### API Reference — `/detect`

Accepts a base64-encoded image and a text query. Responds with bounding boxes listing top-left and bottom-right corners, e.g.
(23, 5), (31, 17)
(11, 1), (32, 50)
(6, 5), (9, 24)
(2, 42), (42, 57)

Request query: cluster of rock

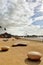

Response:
(0, 43), (42, 61)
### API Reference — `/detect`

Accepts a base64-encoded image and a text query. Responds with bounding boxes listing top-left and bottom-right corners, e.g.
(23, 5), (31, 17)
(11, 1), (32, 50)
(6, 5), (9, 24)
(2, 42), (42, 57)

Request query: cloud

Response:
(0, 0), (41, 25)
(6, 24), (43, 36)
(31, 0), (43, 27)
(0, 0), (34, 27)
(0, 0), (43, 35)
(26, 24), (43, 35)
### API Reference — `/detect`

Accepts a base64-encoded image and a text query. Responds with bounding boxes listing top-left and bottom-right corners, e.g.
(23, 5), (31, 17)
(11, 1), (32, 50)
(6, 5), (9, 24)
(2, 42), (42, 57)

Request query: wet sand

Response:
(0, 37), (43, 65)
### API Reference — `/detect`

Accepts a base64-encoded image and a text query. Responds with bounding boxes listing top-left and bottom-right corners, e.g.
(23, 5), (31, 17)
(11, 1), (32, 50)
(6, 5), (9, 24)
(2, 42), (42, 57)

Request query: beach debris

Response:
(27, 51), (42, 60)
(12, 42), (27, 47)
(1, 46), (10, 51)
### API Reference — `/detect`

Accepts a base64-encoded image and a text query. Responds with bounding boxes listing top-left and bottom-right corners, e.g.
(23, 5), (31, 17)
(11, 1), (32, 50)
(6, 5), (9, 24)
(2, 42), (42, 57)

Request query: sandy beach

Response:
(0, 37), (43, 65)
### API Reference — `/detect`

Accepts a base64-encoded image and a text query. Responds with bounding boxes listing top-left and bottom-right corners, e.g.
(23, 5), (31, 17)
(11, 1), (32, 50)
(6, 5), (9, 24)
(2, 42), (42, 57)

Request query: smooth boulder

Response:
(1, 46), (10, 51)
(27, 51), (42, 60)
(12, 42), (27, 47)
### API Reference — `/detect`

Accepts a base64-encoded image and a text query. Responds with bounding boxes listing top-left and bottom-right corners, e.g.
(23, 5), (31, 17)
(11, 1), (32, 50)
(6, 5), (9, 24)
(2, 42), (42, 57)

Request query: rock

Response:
(3, 38), (8, 41)
(12, 43), (27, 47)
(1, 46), (10, 51)
(27, 51), (42, 60)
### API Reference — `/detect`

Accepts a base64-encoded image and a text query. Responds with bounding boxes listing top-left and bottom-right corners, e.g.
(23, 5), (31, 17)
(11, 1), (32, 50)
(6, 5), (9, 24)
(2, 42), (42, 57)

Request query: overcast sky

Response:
(0, 0), (43, 35)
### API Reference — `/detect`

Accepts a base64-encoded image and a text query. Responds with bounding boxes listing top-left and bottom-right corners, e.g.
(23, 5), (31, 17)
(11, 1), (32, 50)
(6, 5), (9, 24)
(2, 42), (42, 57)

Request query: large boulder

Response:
(1, 46), (10, 51)
(27, 51), (42, 60)
(12, 42), (27, 47)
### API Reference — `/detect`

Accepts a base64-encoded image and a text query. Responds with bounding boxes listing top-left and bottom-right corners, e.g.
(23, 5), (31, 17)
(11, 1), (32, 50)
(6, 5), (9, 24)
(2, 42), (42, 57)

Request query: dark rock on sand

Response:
(12, 43), (27, 47)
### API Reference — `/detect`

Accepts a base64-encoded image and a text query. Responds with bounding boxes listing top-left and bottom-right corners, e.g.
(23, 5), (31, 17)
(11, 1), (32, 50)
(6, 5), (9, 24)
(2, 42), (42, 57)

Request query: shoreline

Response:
(19, 37), (43, 42)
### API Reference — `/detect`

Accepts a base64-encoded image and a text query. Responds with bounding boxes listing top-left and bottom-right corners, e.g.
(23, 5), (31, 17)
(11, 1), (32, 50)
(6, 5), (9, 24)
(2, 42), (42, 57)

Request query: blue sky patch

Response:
(32, 20), (43, 26)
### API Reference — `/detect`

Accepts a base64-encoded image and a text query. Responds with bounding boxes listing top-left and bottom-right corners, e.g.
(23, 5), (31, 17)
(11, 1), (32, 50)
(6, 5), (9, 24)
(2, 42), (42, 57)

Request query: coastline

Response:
(20, 37), (43, 42)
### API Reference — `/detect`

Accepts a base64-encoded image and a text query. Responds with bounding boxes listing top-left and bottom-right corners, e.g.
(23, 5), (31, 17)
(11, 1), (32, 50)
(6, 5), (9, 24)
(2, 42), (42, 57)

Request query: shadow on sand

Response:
(0, 50), (8, 52)
(25, 58), (41, 65)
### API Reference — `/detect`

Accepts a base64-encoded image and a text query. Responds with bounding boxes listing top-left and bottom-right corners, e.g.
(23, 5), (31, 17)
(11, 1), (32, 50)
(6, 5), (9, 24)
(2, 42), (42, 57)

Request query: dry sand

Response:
(0, 37), (43, 65)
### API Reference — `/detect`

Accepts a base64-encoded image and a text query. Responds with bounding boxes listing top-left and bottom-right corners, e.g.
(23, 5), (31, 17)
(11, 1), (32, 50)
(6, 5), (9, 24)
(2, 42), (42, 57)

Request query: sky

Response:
(0, 0), (43, 36)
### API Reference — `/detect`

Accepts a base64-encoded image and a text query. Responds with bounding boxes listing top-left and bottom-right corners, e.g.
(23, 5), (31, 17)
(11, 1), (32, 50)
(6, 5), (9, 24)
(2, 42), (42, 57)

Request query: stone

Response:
(12, 42), (27, 47)
(3, 38), (8, 41)
(1, 46), (10, 51)
(27, 51), (42, 60)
